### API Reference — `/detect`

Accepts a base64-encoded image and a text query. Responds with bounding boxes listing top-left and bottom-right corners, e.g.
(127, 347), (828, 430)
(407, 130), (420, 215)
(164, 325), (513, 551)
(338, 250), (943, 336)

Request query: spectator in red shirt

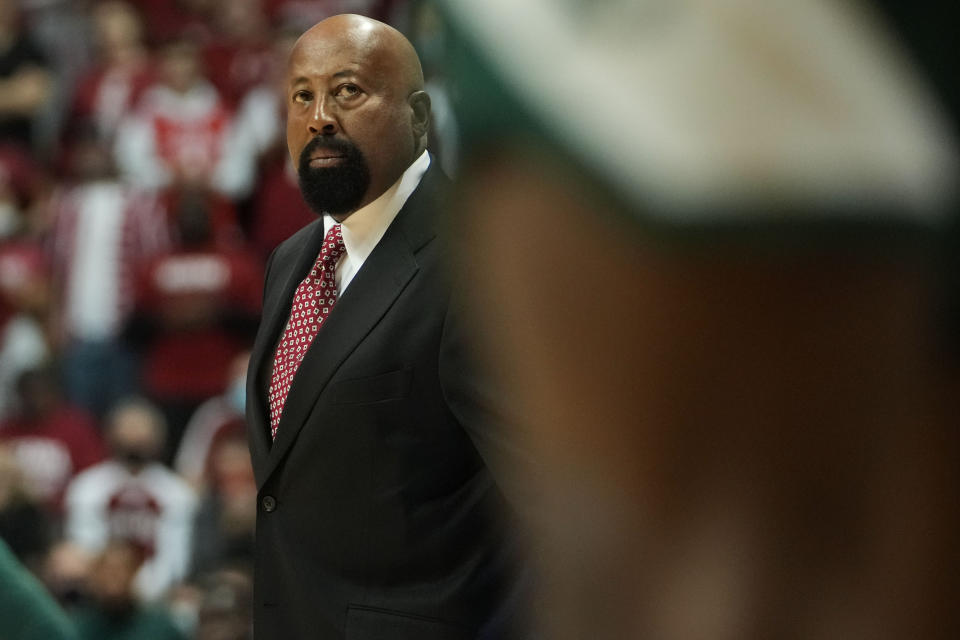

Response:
(126, 187), (262, 459)
(0, 367), (105, 512)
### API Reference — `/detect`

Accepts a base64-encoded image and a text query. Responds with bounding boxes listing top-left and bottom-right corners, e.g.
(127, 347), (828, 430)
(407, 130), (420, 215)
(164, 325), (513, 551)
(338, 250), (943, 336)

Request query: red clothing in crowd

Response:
(49, 184), (170, 342)
(70, 62), (157, 143)
(125, 0), (215, 47)
(249, 154), (315, 257)
(133, 246), (263, 402)
(0, 240), (48, 307)
(263, 0), (398, 26)
(0, 406), (105, 509)
(115, 81), (232, 190)
(202, 40), (273, 110)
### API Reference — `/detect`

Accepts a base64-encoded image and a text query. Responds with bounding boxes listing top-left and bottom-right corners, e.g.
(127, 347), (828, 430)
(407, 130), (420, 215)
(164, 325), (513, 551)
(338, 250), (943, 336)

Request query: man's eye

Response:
(335, 84), (361, 99)
(293, 91), (312, 104)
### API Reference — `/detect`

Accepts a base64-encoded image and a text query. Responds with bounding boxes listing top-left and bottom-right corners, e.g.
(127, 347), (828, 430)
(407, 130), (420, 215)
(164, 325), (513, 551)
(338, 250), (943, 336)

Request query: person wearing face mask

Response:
(63, 398), (198, 602)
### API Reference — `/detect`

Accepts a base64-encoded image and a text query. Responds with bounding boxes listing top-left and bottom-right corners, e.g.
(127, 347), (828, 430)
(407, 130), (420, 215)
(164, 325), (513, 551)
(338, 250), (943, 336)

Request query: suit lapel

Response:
(253, 164), (445, 488)
(261, 229), (419, 481)
(247, 220), (327, 483)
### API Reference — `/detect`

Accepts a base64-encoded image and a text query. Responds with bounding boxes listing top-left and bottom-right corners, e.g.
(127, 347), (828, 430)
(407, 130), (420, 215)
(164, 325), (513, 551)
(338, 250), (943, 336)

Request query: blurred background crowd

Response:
(1, 0), (450, 637)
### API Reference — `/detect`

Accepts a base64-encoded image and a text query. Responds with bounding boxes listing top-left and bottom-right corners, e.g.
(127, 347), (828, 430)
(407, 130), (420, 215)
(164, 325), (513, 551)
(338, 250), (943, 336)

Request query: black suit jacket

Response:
(246, 164), (523, 640)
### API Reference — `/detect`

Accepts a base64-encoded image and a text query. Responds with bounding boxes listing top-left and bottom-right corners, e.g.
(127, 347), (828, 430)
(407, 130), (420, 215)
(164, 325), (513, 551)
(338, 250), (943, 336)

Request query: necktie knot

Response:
(320, 224), (345, 268)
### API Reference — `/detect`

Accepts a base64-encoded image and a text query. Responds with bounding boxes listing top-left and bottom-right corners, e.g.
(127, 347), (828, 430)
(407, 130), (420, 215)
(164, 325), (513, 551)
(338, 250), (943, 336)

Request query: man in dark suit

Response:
(245, 14), (523, 640)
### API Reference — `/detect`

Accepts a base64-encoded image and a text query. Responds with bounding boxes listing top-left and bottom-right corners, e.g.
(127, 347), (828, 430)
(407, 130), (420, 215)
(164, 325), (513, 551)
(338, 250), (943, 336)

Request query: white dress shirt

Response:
(324, 150), (431, 294)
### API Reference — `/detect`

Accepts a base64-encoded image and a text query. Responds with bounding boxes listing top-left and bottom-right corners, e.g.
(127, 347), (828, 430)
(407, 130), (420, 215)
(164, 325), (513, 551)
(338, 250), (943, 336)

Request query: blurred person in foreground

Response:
(438, 0), (959, 639)
(245, 13), (525, 640)
(0, 537), (77, 640)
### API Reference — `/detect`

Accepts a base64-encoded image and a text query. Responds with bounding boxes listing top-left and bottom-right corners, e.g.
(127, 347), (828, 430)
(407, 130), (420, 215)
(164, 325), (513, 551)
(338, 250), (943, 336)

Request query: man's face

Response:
(286, 26), (417, 218)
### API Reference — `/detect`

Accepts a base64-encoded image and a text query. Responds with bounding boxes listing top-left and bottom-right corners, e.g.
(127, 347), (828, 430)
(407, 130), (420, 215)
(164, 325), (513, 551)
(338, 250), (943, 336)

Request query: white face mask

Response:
(0, 202), (19, 239)
(227, 376), (246, 414)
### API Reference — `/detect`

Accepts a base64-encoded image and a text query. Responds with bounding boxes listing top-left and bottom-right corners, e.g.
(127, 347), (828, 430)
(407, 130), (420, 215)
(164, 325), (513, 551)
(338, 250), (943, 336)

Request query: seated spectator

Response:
(71, 540), (187, 640)
(64, 398), (198, 602)
(127, 188), (262, 457)
(0, 367), (105, 512)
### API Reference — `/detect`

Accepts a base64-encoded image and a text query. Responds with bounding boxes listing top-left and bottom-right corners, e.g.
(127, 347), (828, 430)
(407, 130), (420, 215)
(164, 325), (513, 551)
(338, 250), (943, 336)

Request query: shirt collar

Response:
(324, 150), (431, 263)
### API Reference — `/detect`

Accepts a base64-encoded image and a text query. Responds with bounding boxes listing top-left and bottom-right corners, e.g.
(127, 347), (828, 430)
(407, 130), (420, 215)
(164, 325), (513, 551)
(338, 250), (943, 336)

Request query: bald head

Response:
(296, 14), (425, 95)
(285, 14), (431, 217)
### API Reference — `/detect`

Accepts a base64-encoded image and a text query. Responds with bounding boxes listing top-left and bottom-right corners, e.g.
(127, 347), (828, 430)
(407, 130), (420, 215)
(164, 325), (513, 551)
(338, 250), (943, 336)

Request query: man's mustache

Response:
(299, 137), (360, 167)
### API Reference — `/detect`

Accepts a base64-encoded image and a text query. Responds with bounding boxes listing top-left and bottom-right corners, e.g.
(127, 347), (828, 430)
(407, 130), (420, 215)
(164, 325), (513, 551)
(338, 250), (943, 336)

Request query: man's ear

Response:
(409, 90), (431, 142)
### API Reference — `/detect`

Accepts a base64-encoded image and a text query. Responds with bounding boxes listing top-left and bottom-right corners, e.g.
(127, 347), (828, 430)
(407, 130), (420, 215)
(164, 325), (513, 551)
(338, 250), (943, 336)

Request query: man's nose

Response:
(308, 96), (338, 135)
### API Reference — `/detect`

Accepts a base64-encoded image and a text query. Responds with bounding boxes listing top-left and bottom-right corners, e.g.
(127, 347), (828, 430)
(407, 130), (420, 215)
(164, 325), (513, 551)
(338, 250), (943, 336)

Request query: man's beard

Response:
(297, 137), (371, 216)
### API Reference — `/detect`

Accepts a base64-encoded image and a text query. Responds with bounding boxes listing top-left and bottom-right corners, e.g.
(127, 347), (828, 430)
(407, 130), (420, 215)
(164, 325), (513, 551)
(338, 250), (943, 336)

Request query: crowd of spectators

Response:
(0, 0), (448, 637)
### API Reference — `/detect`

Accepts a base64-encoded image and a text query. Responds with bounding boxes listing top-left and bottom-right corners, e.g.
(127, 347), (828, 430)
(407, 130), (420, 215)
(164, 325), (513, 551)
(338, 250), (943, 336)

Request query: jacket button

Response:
(261, 495), (277, 512)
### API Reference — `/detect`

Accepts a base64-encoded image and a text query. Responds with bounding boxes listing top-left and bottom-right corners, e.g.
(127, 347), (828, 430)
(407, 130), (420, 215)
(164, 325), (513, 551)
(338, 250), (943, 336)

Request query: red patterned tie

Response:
(268, 224), (345, 439)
